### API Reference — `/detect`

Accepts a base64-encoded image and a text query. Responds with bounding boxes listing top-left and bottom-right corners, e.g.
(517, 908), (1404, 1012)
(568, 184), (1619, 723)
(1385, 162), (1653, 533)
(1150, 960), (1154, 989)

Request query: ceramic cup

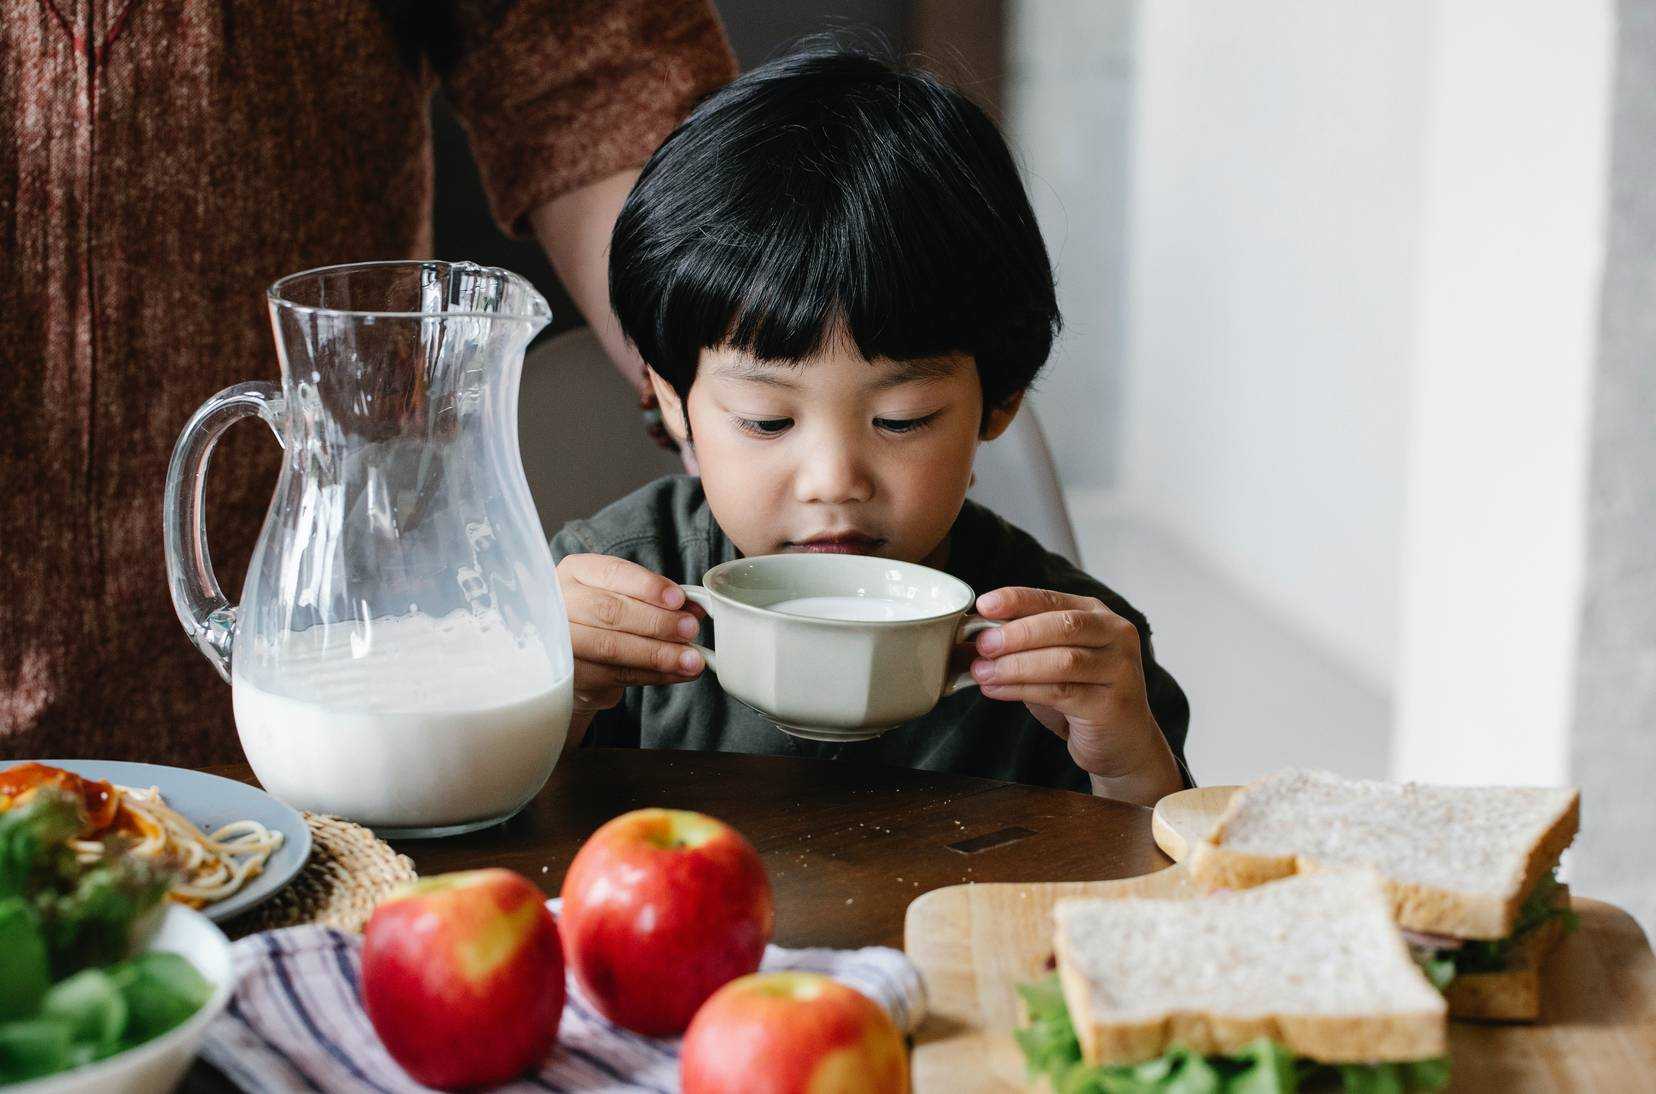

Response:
(679, 554), (1000, 741)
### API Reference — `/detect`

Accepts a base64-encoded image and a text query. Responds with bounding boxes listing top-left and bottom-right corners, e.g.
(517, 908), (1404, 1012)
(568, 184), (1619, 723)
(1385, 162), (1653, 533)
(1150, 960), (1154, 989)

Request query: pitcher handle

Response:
(944, 614), (1004, 696)
(162, 381), (286, 682)
(677, 585), (718, 672)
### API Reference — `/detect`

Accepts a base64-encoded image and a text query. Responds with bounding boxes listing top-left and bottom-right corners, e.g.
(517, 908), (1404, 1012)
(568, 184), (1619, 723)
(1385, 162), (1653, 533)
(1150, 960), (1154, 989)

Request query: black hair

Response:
(608, 46), (1060, 416)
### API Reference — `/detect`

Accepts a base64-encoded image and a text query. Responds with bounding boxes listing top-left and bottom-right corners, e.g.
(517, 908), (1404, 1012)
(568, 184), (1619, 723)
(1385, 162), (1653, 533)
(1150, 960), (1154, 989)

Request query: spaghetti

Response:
(2, 762), (284, 909)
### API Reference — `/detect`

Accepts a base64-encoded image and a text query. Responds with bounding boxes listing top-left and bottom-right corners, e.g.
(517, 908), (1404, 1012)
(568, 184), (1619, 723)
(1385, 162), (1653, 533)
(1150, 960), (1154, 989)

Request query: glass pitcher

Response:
(163, 261), (573, 837)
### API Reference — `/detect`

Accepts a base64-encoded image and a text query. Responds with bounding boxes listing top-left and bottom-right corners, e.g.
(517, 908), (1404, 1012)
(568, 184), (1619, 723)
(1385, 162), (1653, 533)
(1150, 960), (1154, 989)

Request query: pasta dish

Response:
(0, 762), (283, 908)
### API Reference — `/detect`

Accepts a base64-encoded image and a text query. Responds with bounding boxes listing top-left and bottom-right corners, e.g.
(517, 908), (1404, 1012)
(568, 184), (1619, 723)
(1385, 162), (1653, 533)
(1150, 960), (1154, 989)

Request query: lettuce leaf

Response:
(1015, 974), (1449, 1092)
(0, 784), (202, 1085)
(0, 792), (81, 901)
(0, 897), (50, 1021)
(1412, 951), (1457, 993)
(1448, 867), (1575, 976)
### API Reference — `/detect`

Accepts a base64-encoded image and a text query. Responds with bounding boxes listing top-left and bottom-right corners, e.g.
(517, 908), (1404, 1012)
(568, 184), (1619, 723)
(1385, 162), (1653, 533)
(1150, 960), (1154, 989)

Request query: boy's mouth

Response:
(785, 533), (887, 554)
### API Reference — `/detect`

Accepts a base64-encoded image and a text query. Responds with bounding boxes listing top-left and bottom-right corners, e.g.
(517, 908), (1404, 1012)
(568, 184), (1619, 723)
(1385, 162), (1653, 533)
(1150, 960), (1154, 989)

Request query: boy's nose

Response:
(794, 443), (875, 505)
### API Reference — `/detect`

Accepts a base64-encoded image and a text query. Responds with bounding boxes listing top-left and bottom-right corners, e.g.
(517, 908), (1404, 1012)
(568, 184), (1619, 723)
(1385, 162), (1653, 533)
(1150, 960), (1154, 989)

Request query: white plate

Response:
(23, 759), (311, 922)
(11, 905), (236, 1094)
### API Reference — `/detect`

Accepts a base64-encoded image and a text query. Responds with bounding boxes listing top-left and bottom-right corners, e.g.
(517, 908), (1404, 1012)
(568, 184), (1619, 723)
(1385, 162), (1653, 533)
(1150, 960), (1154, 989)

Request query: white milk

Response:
(232, 612), (572, 830)
(769, 595), (938, 622)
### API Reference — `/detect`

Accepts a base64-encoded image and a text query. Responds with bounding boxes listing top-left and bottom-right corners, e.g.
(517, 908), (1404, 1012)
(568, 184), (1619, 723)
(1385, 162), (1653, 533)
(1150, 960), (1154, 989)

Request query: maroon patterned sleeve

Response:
(439, 0), (737, 238)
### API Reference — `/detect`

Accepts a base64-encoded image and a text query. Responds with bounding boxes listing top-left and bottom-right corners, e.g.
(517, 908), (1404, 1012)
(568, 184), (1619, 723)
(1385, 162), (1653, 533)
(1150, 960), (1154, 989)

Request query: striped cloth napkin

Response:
(201, 901), (926, 1093)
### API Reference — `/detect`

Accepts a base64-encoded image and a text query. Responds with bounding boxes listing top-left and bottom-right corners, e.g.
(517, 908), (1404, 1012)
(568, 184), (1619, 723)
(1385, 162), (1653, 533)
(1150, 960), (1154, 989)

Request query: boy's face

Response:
(649, 335), (1020, 566)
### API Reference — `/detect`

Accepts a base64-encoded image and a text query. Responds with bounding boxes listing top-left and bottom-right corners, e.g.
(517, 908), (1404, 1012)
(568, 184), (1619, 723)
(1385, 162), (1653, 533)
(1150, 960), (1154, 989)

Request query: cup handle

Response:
(677, 585), (718, 672)
(944, 614), (1004, 696)
(162, 381), (286, 683)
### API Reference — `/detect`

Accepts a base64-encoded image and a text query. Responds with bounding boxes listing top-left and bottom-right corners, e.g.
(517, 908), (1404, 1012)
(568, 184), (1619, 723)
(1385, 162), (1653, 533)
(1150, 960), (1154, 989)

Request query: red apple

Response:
(559, 808), (773, 1035)
(681, 972), (909, 1094)
(361, 868), (564, 1090)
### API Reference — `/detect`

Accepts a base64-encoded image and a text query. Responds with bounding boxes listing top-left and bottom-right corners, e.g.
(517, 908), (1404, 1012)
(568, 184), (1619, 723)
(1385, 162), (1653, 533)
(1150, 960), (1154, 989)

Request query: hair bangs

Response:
(611, 46), (1059, 411)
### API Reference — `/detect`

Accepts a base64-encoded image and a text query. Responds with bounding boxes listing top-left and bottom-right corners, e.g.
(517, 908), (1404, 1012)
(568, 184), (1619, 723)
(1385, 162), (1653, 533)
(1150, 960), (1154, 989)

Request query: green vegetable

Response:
(37, 855), (173, 979)
(1400, 1059), (1451, 1089)
(0, 785), (207, 1086)
(1413, 952), (1457, 993)
(0, 899), (49, 1021)
(0, 1020), (72, 1084)
(1014, 976), (1082, 1077)
(0, 793), (81, 902)
(1015, 974), (1450, 1092)
(42, 969), (127, 1054)
(1230, 1040), (1295, 1093)
(0, 788), (175, 979)
(1442, 867), (1577, 977)
(112, 953), (212, 1042)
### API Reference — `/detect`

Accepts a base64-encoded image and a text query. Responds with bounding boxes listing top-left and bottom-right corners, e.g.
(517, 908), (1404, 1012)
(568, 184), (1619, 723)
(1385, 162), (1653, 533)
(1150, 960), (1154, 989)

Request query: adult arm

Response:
(440, 0), (735, 388)
(528, 170), (648, 396)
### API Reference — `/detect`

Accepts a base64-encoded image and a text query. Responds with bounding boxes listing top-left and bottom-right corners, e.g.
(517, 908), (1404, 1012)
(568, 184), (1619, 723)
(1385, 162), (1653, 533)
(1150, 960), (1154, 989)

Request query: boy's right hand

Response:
(556, 553), (706, 714)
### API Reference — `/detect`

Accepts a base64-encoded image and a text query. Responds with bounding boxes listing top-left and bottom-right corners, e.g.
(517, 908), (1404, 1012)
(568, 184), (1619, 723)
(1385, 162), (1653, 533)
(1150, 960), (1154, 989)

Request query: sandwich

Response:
(1189, 768), (1580, 1021)
(1018, 871), (1450, 1091)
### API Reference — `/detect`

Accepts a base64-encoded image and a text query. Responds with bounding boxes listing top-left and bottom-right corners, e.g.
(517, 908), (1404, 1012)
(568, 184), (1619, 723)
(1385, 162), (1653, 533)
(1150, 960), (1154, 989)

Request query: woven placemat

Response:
(224, 813), (417, 939)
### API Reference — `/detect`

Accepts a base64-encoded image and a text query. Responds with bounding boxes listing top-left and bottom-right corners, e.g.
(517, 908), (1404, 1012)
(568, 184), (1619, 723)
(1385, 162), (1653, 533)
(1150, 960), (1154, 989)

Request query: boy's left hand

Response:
(970, 587), (1183, 806)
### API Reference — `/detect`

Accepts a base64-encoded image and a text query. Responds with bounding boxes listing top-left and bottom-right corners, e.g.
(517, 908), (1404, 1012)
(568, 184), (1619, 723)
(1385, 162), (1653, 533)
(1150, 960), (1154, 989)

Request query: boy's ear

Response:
(646, 368), (691, 446)
(980, 390), (1025, 441)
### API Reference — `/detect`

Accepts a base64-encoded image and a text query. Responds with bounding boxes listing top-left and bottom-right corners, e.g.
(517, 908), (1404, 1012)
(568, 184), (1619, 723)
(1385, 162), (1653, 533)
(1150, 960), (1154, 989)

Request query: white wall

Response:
(1570, 0), (1656, 934)
(1123, 1), (1430, 692)
(1005, 0), (1136, 490)
(1393, 1), (1612, 785)
(1122, 1), (1612, 788)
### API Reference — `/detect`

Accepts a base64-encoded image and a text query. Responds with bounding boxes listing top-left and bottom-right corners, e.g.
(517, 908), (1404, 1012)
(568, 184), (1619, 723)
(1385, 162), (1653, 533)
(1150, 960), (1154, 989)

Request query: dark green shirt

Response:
(550, 477), (1190, 793)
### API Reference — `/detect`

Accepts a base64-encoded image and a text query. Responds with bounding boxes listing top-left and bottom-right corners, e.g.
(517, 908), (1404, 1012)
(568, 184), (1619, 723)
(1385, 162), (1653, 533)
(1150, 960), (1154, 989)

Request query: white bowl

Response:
(13, 905), (237, 1094)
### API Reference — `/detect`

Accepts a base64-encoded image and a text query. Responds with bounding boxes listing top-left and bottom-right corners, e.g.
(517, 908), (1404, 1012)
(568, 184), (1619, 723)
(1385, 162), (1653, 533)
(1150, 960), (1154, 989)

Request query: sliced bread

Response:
(1441, 884), (1571, 1022)
(1188, 769), (1579, 939)
(1053, 871), (1447, 1066)
(1444, 914), (1566, 1022)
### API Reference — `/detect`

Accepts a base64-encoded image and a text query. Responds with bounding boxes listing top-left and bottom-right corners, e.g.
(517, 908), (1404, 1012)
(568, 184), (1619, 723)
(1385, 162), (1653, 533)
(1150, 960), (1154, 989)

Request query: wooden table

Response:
(185, 747), (1169, 1090)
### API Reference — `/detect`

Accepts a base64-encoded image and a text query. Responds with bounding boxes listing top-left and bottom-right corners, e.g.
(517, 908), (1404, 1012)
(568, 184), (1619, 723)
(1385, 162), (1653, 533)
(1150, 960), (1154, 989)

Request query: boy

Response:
(551, 48), (1189, 806)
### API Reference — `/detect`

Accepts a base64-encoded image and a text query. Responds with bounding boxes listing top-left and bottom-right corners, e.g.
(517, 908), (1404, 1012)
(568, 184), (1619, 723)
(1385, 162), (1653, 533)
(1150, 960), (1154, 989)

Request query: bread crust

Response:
(1058, 957), (1446, 1065)
(1443, 887), (1570, 1022)
(1052, 874), (1447, 1067)
(1190, 781), (1580, 940)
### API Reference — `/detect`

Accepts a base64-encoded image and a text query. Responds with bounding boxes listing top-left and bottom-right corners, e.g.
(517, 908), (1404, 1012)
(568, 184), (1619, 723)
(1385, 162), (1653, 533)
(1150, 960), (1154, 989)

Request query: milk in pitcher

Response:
(232, 611), (572, 830)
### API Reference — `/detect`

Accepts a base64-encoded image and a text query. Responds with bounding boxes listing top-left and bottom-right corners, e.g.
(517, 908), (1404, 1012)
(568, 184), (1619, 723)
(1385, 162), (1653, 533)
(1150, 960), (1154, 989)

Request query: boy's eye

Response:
(733, 416), (793, 437)
(874, 412), (941, 434)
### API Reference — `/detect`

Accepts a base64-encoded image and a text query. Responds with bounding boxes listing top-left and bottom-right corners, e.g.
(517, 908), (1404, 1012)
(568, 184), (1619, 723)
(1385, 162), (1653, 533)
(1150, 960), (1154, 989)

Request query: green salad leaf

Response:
(37, 854), (174, 978)
(111, 953), (212, 1043)
(1229, 1040), (1295, 1092)
(1413, 952), (1457, 993)
(0, 793), (81, 902)
(1447, 867), (1576, 976)
(1015, 975), (1083, 1077)
(0, 785), (207, 1087)
(0, 899), (50, 1022)
(0, 1020), (73, 1084)
(1015, 974), (1449, 1093)
(41, 969), (127, 1055)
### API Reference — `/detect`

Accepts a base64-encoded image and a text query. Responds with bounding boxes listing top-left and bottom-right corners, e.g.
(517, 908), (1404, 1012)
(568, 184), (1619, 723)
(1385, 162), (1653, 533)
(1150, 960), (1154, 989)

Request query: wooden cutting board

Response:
(904, 866), (1656, 1092)
(1149, 784), (1239, 860)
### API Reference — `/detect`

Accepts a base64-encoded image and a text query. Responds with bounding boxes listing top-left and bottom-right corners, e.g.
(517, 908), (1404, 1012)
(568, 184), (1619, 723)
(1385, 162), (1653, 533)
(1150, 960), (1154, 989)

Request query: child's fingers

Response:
(975, 586), (1103, 621)
(975, 680), (1098, 710)
(564, 581), (701, 642)
(560, 552), (688, 610)
(571, 681), (624, 713)
(970, 647), (1117, 690)
(976, 607), (1132, 657)
(571, 622), (705, 680)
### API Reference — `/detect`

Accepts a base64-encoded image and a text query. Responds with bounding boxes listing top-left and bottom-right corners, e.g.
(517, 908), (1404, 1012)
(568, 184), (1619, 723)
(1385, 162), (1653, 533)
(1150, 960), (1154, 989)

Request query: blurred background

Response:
(436, 2), (1652, 926)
